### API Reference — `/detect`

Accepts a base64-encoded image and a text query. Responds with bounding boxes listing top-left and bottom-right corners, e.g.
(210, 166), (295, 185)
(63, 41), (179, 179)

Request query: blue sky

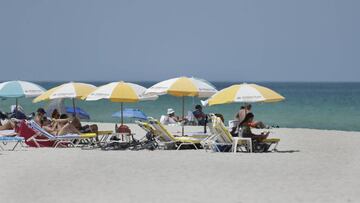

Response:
(0, 0), (359, 82)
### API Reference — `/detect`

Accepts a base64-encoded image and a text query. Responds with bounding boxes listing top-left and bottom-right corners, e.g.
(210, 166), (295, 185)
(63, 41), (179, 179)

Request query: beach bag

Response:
(141, 132), (158, 150)
(141, 140), (158, 150)
(253, 141), (271, 153)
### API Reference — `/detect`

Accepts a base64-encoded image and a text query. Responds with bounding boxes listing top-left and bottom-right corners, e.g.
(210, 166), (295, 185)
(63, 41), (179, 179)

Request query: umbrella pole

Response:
(121, 102), (124, 125)
(72, 98), (76, 117)
(182, 96), (185, 136)
(15, 98), (18, 111)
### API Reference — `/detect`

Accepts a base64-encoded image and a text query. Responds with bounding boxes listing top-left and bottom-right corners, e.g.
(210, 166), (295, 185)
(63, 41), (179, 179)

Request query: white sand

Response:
(1, 123), (360, 203)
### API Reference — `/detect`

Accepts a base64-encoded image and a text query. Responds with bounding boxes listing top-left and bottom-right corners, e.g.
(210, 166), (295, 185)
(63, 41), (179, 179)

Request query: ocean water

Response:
(1, 82), (360, 132)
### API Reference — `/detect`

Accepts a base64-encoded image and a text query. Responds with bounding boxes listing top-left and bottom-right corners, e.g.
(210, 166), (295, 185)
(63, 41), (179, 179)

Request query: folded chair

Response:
(147, 118), (204, 150)
(22, 120), (97, 148)
(199, 120), (219, 151)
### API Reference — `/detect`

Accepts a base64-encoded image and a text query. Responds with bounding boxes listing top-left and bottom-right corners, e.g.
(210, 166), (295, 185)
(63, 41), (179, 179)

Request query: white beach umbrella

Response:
(0, 80), (46, 111)
(86, 81), (157, 124)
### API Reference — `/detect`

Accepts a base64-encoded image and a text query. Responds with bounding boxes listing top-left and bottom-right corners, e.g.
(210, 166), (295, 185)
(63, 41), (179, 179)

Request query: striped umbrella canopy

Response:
(33, 82), (96, 114)
(0, 80), (46, 112)
(0, 80), (45, 98)
(145, 76), (217, 98)
(33, 82), (96, 103)
(205, 83), (285, 106)
(86, 81), (157, 102)
(145, 76), (217, 135)
(85, 81), (157, 124)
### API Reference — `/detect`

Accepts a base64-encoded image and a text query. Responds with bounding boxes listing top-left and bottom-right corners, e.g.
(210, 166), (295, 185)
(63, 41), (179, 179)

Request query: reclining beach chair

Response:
(210, 114), (280, 153)
(18, 121), (56, 147)
(136, 120), (157, 138)
(199, 120), (219, 151)
(147, 118), (204, 150)
(208, 115), (250, 152)
(23, 120), (97, 148)
(0, 130), (24, 151)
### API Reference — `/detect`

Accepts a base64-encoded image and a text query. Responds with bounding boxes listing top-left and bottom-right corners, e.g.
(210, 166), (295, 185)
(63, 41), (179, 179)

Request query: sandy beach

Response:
(1, 123), (360, 203)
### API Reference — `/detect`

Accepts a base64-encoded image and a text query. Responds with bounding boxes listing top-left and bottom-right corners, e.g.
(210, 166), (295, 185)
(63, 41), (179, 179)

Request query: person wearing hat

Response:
(160, 108), (180, 125)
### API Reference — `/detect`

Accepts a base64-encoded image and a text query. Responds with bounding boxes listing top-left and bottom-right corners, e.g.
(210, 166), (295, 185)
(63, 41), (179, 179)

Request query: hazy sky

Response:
(0, 0), (359, 82)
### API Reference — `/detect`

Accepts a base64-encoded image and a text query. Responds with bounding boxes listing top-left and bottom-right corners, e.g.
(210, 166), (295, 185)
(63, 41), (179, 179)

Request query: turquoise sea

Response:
(1, 82), (360, 132)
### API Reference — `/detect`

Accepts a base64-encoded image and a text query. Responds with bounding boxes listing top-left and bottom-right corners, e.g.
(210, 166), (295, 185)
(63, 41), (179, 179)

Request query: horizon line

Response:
(0, 78), (360, 83)
(1, 79), (359, 83)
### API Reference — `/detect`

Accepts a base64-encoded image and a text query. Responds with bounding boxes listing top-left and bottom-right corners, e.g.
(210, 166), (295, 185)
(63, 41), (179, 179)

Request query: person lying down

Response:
(42, 114), (81, 135)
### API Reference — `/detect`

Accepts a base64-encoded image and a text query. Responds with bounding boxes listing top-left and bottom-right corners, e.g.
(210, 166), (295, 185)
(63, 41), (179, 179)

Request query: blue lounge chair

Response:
(0, 133), (24, 151)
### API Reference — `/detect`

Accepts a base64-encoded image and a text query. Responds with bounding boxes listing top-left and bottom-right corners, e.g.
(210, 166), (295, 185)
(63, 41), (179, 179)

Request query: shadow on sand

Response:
(274, 149), (300, 153)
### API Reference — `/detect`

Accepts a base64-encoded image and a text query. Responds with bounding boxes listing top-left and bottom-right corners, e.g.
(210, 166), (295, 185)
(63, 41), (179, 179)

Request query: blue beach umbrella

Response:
(112, 108), (148, 121)
(0, 80), (45, 98)
(66, 106), (90, 120)
(0, 80), (45, 111)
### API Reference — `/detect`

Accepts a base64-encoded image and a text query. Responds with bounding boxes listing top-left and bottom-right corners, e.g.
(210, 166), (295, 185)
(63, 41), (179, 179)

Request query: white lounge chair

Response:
(210, 114), (280, 153)
(27, 120), (97, 148)
(209, 114), (253, 153)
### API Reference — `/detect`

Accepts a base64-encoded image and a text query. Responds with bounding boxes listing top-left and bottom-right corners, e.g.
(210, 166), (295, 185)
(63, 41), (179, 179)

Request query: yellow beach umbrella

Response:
(145, 76), (217, 135)
(205, 83), (285, 106)
(85, 81), (157, 124)
(33, 82), (96, 114)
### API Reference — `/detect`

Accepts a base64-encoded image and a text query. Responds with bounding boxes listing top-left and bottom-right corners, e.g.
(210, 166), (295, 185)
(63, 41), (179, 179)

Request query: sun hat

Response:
(167, 108), (175, 115)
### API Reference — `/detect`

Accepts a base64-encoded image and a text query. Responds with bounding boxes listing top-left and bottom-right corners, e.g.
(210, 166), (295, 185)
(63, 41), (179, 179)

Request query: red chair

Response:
(17, 121), (56, 147)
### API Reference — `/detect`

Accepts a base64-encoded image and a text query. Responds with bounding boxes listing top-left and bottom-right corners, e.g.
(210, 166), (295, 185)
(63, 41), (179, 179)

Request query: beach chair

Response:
(209, 114), (253, 153)
(24, 120), (97, 148)
(147, 118), (203, 150)
(18, 121), (56, 147)
(136, 120), (157, 139)
(0, 130), (24, 151)
(199, 120), (219, 151)
(0, 129), (18, 137)
(210, 114), (280, 153)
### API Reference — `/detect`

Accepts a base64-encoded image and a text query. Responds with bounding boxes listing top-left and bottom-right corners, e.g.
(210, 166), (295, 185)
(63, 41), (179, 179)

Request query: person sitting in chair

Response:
(240, 113), (269, 141)
(34, 108), (50, 127)
(51, 109), (60, 120)
(41, 114), (79, 135)
(160, 108), (181, 125)
(236, 104), (266, 129)
(193, 105), (207, 126)
(70, 114), (98, 134)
